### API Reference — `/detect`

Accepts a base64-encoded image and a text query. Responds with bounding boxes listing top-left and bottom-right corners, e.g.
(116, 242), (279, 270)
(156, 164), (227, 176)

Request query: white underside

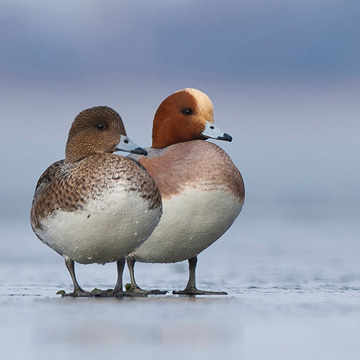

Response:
(35, 191), (161, 264)
(133, 188), (243, 263)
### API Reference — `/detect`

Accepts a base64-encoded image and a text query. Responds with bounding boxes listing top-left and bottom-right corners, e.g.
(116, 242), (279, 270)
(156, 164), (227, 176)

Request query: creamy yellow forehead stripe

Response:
(178, 88), (214, 116)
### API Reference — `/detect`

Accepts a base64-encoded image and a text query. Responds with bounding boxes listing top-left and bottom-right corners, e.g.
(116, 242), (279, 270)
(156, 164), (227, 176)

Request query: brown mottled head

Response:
(65, 106), (126, 162)
(152, 88), (232, 148)
(65, 106), (146, 163)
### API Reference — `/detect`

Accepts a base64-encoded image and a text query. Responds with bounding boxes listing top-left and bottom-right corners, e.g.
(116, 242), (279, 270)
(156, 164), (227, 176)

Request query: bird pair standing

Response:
(30, 88), (245, 297)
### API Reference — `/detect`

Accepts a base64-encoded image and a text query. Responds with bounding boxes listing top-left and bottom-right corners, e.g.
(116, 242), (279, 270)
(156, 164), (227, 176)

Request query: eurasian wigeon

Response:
(127, 88), (245, 295)
(30, 106), (162, 297)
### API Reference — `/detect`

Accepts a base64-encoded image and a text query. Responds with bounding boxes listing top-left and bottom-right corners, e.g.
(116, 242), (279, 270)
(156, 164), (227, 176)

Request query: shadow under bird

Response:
(30, 106), (162, 297)
(127, 88), (245, 295)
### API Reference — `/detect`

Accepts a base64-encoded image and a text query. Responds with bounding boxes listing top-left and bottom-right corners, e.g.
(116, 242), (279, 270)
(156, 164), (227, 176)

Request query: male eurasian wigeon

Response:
(127, 88), (245, 295)
(30, 106), (162, 297)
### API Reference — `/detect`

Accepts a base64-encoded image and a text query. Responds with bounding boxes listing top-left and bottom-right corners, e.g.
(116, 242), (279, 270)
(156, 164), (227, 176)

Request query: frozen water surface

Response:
(1, 215), (359, 360)
(1, 1), (360, 357)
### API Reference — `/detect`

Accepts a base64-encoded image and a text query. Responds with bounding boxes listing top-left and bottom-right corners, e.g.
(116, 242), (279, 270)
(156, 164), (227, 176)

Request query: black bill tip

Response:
(131, 147), (148, 156)
(218, 133), (232, 142)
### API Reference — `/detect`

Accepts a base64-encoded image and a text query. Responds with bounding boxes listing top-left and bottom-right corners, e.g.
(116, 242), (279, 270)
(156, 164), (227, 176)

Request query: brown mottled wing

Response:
(31, 154), (162, 231)
(30, 160), (68, 230)
(32, 160), (65, 201)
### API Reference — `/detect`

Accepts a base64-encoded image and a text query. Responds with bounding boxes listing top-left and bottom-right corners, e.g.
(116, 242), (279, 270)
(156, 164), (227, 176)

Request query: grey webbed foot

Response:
(92, 287), (149, 298)
(173, 257), (228, 296)
(57, 288), (96, 297)
(126, 255), (167, 295)
(125, 283), (167, 295)
(92, 288), (126, 298)
(173, 286), (228, 296)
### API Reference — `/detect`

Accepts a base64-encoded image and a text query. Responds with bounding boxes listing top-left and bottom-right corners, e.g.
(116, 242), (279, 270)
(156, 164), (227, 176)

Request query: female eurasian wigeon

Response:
(127, 88), (245, 295)
(30, 106), (162, 297)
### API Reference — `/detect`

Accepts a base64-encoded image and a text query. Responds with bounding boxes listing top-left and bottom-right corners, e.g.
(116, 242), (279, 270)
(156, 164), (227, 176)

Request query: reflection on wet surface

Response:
(1, 219), (360, 359)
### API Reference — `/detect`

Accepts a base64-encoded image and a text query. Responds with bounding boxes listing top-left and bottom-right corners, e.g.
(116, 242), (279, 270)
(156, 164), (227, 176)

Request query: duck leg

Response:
(173, 256), (228, 295)
(93, 258), (127, 297)
(109, 258), (126, 297)
(125, 255), (167, 295)
(61, 257), (94, 297)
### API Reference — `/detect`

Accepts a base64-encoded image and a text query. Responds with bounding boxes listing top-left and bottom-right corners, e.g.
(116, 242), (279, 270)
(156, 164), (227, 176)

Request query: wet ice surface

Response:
(1, 217), (360, 360)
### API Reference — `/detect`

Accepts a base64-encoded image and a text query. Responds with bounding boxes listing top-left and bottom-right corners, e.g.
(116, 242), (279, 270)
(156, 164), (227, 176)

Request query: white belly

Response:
(133, 188), (243, 263)
(35, 191), (161, 264)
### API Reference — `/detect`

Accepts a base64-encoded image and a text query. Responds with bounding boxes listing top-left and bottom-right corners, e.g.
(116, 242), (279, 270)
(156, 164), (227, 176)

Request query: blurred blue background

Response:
(0, 0), (359, 256)
(1, 2), (360, 359)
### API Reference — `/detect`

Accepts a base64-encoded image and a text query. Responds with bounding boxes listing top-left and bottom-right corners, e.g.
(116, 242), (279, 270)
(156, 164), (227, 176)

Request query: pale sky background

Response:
(0, 0), (359, 235)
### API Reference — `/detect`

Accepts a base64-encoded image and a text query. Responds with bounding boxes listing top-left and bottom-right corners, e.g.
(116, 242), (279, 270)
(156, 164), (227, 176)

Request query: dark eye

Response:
(181, 107), (193, 116)
(96, 123), (105, 130)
